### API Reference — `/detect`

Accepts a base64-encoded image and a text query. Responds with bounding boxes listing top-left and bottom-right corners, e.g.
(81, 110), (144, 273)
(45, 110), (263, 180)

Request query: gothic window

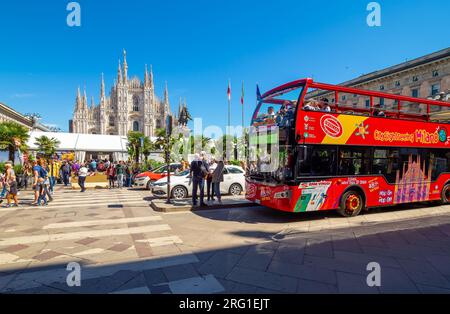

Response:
(156, 119), (161, 129)
(133, 121), (139, 132)
(133, 95), (139, 112)
(109, 116), (115, 127)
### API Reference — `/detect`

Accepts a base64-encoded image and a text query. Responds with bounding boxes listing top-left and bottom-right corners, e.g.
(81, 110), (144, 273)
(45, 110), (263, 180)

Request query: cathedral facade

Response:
(71, 50), (185, 137)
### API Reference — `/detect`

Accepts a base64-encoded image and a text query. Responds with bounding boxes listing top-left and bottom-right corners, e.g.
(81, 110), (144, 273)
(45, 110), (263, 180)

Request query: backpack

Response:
(39, 167), (48, 179)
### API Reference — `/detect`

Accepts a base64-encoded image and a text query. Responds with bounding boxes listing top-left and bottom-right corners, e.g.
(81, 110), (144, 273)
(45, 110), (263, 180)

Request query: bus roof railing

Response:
(261, 78), (450, 122)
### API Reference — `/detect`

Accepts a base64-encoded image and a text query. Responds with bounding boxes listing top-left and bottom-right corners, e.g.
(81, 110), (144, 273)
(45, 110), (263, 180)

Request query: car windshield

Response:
(175, 170), (190, 176)
(153, 166), (167, 174)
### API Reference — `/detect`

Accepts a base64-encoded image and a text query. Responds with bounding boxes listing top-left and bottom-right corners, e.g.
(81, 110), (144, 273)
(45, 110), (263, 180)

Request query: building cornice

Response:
(340, 47), (450, 87)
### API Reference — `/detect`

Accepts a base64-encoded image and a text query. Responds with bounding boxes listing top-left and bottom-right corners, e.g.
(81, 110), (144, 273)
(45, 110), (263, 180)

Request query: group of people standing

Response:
(0, 158), (57, 207)
(53, 159), (136, 192)
(189, 152), (225, 207)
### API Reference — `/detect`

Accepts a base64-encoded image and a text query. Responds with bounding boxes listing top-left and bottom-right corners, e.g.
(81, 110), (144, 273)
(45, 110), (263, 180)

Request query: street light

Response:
(165, 115), (173, 204)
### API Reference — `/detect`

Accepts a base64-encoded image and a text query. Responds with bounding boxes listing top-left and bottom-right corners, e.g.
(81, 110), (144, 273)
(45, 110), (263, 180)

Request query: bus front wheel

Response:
(441, 184), (450, 204)
(338, 191), (364, 217)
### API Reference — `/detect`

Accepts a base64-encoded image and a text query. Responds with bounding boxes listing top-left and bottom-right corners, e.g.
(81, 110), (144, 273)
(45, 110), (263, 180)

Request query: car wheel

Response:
(171, 186), (188, 199)
(229, 183), (243, 196)
(441, 184), (450, 204)
(337, 191), (364, 217)
(146, 180), (153, 190)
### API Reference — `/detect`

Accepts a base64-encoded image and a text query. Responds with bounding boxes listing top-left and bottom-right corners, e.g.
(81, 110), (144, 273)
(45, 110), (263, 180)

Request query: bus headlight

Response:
(274, 191), (291, 199)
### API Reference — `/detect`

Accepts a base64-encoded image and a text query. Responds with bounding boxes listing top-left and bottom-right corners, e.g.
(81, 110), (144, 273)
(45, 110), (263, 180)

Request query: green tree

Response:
(34, 135), (61, 160)
(127, 131), (147, 163)
(0, 121), (30, 164)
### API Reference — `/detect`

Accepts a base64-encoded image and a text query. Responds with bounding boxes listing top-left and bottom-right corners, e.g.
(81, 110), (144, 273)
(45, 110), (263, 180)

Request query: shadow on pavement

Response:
(1, 212), (450, 294)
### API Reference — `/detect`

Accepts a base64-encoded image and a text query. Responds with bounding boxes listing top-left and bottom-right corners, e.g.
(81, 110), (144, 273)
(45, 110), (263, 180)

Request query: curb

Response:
(151, 200), (259, 213)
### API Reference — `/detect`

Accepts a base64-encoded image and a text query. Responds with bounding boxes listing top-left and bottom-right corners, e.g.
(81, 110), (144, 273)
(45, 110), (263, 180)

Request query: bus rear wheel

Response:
(338, 191), (364, 217)
(441, 184), (450, 204)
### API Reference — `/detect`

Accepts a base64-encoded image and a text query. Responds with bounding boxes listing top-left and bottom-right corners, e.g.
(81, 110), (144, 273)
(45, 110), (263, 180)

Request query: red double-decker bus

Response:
(246, 78), (450, 217)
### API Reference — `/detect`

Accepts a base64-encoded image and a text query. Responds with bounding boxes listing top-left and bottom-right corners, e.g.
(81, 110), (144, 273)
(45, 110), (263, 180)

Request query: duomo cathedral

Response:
(71, 50), (187, 137)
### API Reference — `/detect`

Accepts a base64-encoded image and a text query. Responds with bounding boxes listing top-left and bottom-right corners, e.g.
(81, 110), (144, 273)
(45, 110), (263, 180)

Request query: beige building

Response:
(0, 102), (50, 131)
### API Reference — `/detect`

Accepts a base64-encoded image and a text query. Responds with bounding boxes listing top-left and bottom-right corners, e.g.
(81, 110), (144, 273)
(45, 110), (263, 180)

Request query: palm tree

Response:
(142, 139), (155, 162)
(0, 121), (30, 164)
(34, 135), (61, 160)
(127, 131), (144, 163)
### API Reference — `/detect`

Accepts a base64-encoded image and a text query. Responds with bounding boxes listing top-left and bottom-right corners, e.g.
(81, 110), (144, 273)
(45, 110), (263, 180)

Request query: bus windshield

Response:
(251, 85), (304, 127)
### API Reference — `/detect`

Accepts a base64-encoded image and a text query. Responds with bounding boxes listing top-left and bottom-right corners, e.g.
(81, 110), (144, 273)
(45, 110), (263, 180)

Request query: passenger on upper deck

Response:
(320, 98), (332, 112)
(373, 104), (385, 117)
(303, 100), (320, 111)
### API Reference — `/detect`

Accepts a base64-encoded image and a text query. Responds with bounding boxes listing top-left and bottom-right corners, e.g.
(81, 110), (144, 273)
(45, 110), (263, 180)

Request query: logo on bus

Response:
(320, 115), (343, 138)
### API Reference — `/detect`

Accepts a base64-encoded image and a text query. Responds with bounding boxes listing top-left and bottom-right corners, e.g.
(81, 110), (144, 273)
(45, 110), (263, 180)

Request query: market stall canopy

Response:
(27, 131), (130, 152)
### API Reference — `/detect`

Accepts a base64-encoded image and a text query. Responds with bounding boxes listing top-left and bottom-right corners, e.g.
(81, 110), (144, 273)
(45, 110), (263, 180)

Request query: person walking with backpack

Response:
(189, 152), (209, 207)
(41, 160), (53, 202)
(31, 159), (48, 206)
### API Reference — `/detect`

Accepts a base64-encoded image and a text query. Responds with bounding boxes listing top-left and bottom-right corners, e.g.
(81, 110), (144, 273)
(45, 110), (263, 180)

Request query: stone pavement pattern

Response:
(0, 186), (450, 294)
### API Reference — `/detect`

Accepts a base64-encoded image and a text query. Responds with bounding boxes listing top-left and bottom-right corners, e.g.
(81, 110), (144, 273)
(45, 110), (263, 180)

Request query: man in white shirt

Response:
(78, 163), (89, 192)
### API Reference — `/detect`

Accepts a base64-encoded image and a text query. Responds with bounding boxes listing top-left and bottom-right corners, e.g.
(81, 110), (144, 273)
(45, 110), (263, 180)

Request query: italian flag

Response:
(227, 81), (231, 101)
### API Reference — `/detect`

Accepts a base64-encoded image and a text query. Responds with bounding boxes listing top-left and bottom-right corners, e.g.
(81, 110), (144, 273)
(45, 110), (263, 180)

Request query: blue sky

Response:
(0, 0), (449, 132)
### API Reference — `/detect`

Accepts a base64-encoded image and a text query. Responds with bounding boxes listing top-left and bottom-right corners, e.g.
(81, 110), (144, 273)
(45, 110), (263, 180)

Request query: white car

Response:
(151, 165), (246, 199)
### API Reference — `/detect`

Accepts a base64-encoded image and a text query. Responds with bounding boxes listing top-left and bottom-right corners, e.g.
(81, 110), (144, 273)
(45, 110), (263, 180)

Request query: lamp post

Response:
(165, 115), (173, 204)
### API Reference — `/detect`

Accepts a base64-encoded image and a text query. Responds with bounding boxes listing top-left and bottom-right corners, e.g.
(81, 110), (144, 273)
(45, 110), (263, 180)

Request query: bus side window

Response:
(373, 149), (399, 183)
(338, 147), (370, 176)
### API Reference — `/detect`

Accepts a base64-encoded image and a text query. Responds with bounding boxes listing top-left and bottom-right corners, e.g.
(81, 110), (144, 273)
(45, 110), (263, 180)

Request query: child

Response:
(0, 173), (6, 204)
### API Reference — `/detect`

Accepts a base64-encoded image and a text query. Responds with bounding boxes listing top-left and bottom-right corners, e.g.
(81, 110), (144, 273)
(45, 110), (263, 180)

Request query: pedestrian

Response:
(41, 160), (53, 202)
(212, 159), (225, 204)
(107, 162), (116, 188)
(4, 161), (19, 207)
(116, 161), (125, 189)
(48, 158), (60, 193)
(36, 161), (50, 206)
(125, 163), (132, 187)
(72, 160), (80, 177)
(206, 159), (217, 202)
(78, 163), (88, 192)
(22, 162), (32, 190)
(0, 172), (6, 204)
(189, 153), (209, 207)
(90, 159), (97, 172)
(60, 160), (72, 186)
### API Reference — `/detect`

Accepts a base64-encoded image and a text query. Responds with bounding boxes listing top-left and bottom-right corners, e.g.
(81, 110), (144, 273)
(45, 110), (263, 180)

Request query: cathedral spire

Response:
(123, 49), (128, 84)
(75, 87), (82, 112)
(164, 81), (170, 114)
(117, 59), (122, 84)
(149, 64), (154, 90)
(83, 87), (88, 110)
(90, 96), (95, 110)
(144, 64), (149, 88)
(100, 72), (105, 99)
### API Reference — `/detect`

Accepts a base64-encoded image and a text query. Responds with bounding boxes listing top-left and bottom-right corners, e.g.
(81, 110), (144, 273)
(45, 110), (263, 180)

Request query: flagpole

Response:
(228, 79), (231, 135)
(241, 81), (244, 130)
